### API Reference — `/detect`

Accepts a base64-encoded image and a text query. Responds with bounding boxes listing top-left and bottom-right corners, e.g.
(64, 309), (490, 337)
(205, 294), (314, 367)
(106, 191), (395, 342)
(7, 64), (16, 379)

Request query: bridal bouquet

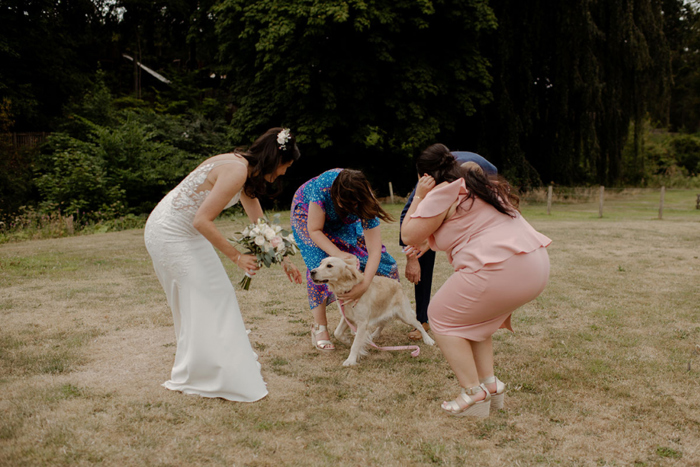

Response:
(230, 215), (300, 290)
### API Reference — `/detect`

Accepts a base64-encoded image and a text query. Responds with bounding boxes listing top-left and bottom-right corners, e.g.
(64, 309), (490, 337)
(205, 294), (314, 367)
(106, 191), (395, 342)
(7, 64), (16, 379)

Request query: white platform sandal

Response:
(441, 384), (491, 418)
(311, 324), (335, 351)
(480, 376), (506, 410)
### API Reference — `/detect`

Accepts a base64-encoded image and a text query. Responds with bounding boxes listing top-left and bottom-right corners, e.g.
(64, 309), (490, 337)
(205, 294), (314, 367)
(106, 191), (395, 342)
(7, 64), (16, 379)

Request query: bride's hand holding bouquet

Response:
(230, 215), (302, 290)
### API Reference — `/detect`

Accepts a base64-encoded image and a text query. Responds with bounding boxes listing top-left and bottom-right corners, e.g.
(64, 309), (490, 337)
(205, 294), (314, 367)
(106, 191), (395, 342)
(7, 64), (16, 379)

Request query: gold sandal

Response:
(441, 384), (491, 418)
(311, 324), (335, 351)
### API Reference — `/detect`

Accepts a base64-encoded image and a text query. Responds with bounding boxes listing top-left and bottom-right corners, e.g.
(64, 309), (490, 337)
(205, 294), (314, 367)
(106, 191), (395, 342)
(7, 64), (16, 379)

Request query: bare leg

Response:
(312, 302), (328, 333)
(433, 333), (487, 406)
(311, 302), (334, 350)
(471, 337), (498, 394)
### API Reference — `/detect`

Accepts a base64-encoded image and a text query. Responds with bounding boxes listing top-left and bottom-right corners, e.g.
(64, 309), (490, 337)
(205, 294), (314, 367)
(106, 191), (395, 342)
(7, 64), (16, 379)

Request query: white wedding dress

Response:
(144, 158), (268, 402)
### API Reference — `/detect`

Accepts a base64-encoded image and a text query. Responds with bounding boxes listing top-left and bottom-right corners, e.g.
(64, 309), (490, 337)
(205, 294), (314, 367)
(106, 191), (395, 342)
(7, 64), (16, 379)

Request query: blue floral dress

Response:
(291, 169), (398, 309)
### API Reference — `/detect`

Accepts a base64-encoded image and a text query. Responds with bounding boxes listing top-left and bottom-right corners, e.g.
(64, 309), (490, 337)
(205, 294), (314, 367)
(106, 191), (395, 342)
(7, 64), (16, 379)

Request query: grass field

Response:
(1, 189), (699, 466)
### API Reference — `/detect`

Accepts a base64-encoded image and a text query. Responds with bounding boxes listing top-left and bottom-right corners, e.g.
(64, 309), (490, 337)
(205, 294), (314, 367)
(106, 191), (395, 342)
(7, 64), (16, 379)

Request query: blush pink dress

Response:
(411, 179), (552, 341)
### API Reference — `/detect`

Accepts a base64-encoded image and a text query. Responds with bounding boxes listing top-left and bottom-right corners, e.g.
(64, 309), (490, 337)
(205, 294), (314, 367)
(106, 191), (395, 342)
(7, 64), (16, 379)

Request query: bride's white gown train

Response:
(144, 158), (268, 402)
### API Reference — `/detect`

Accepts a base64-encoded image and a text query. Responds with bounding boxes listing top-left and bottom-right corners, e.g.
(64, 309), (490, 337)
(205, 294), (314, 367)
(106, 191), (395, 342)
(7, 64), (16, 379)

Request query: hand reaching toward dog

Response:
(337, 252), (359, 267)
(338, 280), (369, 308)
(282, 259), (303, 284)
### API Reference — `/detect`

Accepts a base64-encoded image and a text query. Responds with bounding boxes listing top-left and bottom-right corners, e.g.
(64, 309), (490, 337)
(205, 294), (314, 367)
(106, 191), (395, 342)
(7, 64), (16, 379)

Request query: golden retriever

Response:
(310, 256), (435, 366)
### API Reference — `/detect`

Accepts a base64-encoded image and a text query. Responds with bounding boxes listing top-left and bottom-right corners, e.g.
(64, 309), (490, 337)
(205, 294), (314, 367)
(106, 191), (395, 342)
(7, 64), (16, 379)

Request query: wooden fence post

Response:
(547, 185), (553, 215)
(64, 215), (75, 235)
(696, 194), (700, 210)
(598, 186), (605, 218)
(388, 182), (395, 204)
(659, 186), (665, 220)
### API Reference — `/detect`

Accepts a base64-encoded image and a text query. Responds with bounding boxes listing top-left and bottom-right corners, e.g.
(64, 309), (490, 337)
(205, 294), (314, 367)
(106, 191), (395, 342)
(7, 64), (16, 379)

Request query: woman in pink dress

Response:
(401, 144), (551, 418)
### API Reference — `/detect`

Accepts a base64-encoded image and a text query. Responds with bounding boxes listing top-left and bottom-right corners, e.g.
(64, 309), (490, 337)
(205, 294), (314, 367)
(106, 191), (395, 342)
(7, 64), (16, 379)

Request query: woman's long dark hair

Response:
(330, 169), (394, 222)
(416, 144), (519, 217)
(236, 127), (301, 198)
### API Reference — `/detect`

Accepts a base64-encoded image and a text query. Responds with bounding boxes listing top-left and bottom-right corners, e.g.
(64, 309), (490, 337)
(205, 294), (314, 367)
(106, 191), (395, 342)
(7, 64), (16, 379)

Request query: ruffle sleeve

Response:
(410, 179), (464, 219)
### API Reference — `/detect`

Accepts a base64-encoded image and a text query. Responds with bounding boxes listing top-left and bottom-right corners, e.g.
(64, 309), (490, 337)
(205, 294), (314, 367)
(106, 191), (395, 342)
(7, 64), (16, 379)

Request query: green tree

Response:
(214, 0), (496, 193)
(471, 0), (671, 186)
(0, 0), (109, 130)
(34, 133), (126, 216)
(32, 71), (231, 217)
(662, 0), (700, 133)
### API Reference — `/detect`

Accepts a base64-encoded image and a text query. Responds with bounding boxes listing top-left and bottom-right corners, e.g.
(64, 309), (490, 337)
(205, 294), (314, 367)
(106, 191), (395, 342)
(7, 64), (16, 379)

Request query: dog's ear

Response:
(340, 257), (362, 284)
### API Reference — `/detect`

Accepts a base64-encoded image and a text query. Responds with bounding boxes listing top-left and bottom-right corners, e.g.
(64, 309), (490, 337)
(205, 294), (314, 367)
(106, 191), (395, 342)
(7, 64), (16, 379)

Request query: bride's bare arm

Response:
(239, 190), (265, 225)
(192, 168), (258, 272)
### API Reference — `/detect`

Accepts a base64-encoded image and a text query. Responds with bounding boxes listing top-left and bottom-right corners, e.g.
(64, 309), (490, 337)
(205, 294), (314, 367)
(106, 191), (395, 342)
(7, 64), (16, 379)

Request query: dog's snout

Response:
(310, 269), (317, 278)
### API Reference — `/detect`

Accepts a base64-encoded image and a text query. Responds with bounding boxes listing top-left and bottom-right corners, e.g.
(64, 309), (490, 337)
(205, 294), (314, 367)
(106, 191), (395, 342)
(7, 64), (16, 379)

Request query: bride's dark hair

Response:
(237, 127), (301, 198)
(416, 143), (519, 217)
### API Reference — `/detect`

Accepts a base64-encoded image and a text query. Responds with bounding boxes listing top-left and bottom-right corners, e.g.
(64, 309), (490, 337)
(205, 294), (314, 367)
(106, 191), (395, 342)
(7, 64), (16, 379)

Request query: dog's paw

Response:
(342, 358), (358, 367)
(424, 336), (435, 346)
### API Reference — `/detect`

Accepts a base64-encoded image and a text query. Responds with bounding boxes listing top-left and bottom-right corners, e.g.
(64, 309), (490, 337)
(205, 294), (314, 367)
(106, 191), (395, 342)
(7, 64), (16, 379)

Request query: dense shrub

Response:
(670, 134), (700, 176)
(31, 73), (235, 219)
(621, 122), (700, 187)
(34, 133), (125, 217)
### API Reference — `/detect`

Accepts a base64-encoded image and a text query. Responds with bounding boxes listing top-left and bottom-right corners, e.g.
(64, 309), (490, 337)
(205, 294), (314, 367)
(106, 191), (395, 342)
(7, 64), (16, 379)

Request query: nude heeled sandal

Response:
(311, 324), (335, 351)
(441, 384), (491, 418)
(408, 322), (430, 341)
(480, 376), (506, 410)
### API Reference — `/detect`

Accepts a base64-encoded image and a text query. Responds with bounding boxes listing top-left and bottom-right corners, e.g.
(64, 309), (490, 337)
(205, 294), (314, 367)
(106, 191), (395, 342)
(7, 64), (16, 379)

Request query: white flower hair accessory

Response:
(277, 128), (291, 150)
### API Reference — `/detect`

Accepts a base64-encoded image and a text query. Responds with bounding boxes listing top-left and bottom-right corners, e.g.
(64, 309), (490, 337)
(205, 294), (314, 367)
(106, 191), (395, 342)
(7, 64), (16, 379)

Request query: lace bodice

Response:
(146, 159), (244, 237)
(144, 159), (245, 276)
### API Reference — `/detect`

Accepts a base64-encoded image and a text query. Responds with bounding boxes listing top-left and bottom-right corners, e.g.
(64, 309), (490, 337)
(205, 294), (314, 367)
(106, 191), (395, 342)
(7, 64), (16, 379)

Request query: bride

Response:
(144, 127), (303, 402)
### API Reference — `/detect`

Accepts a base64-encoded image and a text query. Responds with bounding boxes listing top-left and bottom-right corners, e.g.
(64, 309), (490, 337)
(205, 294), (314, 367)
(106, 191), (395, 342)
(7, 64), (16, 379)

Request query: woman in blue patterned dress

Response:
(291, 169), (399, 350)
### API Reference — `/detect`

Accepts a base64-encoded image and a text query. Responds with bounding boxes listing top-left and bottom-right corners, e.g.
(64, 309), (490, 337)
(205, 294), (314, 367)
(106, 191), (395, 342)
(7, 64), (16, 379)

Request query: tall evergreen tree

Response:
(662, 0), (700, 133)
(472, 0), (671, 186)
